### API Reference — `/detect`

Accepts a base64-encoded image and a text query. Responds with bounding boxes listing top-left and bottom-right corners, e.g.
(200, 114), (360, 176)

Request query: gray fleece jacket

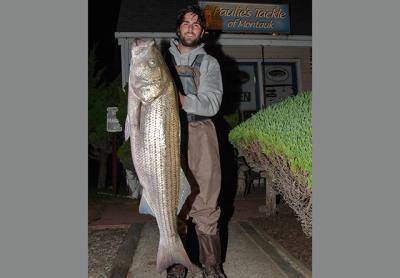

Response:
(168, 39), (223, 117)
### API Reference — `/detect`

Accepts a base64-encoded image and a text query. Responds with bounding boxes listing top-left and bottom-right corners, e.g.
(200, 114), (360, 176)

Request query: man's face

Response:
(177, 12), (203, 47)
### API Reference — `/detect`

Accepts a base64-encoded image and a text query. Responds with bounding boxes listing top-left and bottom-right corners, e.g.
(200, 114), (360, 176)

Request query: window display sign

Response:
(263, 62), (297, 107)
(199, 1), (290, 34)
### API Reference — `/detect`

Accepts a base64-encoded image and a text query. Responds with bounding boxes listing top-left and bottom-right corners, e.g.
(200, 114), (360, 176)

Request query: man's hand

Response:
(179, 93), (185, 106)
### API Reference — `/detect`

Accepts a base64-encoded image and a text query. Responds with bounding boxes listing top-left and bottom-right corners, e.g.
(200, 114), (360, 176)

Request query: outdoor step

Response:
(118, 221), (310, 278)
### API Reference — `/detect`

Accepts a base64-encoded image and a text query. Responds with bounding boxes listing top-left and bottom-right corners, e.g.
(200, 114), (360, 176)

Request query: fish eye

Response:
(148, 59), (157, 68)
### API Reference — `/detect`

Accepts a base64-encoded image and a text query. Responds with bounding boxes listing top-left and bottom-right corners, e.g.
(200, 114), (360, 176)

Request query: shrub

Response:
(229, 91), (312, 190)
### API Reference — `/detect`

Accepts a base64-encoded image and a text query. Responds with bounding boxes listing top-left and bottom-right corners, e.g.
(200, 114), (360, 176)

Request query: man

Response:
(166, 4), (226, 278)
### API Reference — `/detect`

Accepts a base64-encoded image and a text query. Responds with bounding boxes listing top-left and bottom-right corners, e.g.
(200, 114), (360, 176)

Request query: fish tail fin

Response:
(156, 235), (193, 273)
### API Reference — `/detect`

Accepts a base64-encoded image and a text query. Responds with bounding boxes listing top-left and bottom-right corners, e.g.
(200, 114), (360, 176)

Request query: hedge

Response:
(229, 91), (312, 236)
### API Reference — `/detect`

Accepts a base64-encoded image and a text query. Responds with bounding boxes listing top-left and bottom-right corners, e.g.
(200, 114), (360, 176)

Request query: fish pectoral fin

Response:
(138, 193), (155, 217)
(177, 168), (192, 214)
(127, 86), (142, 135)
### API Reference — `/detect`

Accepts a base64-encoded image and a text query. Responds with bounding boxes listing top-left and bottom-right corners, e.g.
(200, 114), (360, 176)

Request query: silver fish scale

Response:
(135, 82), (180, 245)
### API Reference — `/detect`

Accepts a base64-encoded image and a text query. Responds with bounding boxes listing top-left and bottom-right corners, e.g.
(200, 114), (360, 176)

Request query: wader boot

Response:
(202, 265), (226, 278)
(197, 232), (226, 278)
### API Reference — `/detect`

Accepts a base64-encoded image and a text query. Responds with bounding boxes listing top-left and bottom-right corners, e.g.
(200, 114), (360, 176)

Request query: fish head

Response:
(129, 39), (172, 104)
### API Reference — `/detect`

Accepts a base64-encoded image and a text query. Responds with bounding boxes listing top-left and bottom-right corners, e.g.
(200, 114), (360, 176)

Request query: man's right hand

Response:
(179, 92), (186, 106)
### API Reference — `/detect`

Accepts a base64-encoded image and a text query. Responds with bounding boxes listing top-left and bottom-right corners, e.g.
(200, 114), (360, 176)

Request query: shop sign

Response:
(199, 1), (290, 34)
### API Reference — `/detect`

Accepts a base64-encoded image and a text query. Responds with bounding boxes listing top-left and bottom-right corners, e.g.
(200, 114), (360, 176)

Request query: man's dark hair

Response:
(176, 5), (206, 31)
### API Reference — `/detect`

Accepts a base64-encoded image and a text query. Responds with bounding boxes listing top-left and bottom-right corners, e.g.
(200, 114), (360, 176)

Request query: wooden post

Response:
(112, 134), (117, 195)
(264, 173), (276, 217)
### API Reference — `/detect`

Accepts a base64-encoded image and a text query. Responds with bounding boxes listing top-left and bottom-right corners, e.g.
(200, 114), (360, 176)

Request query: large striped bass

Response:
(124, 39), (192, 273)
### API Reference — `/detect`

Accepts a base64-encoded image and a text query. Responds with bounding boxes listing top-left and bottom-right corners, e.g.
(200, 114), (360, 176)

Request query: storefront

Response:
(115, 0), (311, 117)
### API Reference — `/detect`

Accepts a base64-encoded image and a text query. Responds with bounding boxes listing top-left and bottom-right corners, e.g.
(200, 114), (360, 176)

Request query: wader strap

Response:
(191, 54), (204, 70)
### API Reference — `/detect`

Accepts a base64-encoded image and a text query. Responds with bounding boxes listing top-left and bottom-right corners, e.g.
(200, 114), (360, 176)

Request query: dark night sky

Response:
(89, 0), (122, 82)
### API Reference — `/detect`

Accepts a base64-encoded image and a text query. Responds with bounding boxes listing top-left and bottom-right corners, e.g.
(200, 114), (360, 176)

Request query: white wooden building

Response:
(115, 0), (312, 114)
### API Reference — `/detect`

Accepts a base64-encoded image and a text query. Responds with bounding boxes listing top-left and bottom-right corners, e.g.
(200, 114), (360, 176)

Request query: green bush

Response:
(117, 139), (135, 173)
(229, 91), (312, 189)
(223, 110), (240, 129)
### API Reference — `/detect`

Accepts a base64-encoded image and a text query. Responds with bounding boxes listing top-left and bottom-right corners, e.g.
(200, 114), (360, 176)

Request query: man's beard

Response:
(178, 32), (201, 47)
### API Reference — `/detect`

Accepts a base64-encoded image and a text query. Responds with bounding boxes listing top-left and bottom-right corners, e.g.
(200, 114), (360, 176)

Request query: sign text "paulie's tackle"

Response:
(199, 1), (290, 34)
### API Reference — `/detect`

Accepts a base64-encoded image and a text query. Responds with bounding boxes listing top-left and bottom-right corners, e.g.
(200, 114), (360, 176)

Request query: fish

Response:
(124, 38), (193, 273)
